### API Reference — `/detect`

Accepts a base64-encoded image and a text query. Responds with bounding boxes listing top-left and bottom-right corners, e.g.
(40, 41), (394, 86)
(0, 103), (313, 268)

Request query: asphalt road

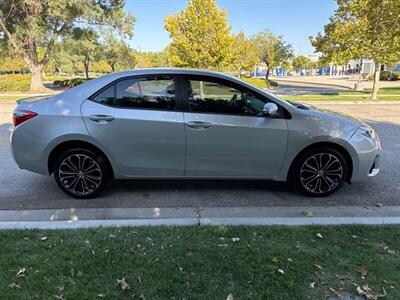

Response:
(0, 102), (399, 210)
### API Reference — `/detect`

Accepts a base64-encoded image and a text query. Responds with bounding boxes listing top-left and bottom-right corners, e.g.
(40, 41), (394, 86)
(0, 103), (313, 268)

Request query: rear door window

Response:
(115, 76), (176, 110)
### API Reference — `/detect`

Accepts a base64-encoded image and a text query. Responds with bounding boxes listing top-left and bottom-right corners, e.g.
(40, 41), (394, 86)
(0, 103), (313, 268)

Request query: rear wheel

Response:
(54, 148), (111, 199)
(293, 147), (348, 197)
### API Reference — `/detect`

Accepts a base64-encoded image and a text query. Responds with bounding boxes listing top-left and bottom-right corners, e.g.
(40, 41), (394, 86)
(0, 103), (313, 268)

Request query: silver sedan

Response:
(10, 68), (381, 198)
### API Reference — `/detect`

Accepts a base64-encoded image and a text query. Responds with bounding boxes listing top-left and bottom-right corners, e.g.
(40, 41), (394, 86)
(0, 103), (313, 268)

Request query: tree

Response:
(231, 32), (259, 77)
(103, 38), (136, 72)
(164, 0), (234, 69)
(310, 0), (400, 100)
(292, 55), (313, 71)
(0, 43), (27, 72)
(252, 30), (293, 71)
(65, 28), (102, 79)
(135, 51), (168, 68)
(0, 0), (134, 91)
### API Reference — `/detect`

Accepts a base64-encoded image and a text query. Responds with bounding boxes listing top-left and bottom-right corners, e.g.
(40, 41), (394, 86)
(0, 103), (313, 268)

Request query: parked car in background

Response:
(11, 68), (381, 198)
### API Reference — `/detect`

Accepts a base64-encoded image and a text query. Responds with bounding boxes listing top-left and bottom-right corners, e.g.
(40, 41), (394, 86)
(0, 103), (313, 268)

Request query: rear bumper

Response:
(10, 125), (50, 175)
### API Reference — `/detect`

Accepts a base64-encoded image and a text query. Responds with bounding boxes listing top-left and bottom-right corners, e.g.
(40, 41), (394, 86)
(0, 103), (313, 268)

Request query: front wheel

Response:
(54, 148), (111, 199)
(293, 148), (348, 197)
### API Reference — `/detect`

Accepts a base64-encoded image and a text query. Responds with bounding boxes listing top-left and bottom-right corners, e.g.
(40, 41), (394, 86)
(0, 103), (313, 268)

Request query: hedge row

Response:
(53, 78), (89, 88)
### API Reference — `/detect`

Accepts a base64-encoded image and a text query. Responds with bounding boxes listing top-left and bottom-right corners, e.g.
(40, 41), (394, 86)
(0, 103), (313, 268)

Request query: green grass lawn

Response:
(1, 225), (399, 299)
(281, 88), (400, 102)
(0, 95), (25, 102)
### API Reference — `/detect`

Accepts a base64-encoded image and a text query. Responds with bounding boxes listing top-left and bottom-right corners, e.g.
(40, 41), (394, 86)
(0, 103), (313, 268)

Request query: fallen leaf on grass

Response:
(355, 266), (368, 277)
(16, 267), (27, 277)
(9, 282), (21, 289)
(357, 284), (387, 299)
(303, 210), (314, 217)
(117, 278), (130, 291)
(316, 233), (324, 239)
(277, 269), (284, 275)
(271, 256), (279, 263)
(314, 264), (322, 271)
(226, 293), (234, 300)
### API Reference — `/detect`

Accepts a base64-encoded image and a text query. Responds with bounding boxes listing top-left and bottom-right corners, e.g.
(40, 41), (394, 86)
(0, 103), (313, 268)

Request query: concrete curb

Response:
(1, 206), (400, 229)
(2, 217), (400, 230)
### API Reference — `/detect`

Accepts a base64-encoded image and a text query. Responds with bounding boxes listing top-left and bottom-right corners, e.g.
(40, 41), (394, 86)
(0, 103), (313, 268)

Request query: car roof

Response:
(101, 68), (238, 80)
(52, 68), (292, 110)
(53, 68), (237, 101)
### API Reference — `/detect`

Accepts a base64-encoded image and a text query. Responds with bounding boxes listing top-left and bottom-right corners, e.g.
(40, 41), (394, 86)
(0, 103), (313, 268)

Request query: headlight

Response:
(359, 126), (376, 139)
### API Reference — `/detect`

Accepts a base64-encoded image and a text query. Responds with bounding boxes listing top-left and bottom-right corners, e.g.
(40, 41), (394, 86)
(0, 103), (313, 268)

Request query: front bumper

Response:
(349, 128), (381, 182)
(368, 154), (380, 177)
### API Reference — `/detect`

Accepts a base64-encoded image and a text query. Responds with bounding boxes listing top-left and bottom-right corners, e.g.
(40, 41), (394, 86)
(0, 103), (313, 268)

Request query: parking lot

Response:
(0, 101), (399, 211)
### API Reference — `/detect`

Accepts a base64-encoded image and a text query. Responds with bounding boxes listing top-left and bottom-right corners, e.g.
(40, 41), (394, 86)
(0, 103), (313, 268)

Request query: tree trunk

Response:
(237, 68), (242, 78)
(84, 59), (90, 79)
(371, 62), (381, 100)
(30, 64), (45, 91)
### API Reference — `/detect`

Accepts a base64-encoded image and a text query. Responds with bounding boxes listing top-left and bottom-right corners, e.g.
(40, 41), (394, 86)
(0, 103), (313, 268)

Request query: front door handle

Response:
(88, 115), (115, 123)
(186, 121), (212, 129)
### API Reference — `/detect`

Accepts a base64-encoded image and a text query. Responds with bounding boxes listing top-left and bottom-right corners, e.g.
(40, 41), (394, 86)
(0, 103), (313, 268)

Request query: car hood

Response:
(290, 101), (369, 128)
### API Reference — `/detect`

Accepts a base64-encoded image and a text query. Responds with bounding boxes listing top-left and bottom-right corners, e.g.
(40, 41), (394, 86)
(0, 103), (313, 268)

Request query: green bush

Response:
(267, 78), (279, 87)
(241, 77), (269, 89)
(53, 78), (89, 87)
(370, 70), (400, 81)
(0, 74), (70, 92)
(381, 71), (399, 81)
(0, 75), (31, 92)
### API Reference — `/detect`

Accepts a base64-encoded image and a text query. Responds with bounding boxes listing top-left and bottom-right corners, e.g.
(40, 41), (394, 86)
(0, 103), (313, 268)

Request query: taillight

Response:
(13, 110), (37, 126)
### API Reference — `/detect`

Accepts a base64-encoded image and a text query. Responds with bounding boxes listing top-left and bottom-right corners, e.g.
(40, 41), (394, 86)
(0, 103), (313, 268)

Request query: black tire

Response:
(292, 147), (348, 197)
(54, 148), (111, 199)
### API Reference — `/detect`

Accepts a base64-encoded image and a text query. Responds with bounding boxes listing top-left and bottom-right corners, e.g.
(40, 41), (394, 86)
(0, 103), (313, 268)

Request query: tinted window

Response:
(116, 76), (176, 110)
(93, 85), (115, 105)
(187, 78), (268, 115)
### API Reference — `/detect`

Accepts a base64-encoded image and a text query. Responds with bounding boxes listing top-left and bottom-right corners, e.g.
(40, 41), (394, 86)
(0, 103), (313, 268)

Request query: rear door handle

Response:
(88, 115), (115, 123)
(186, 121), (212, 129)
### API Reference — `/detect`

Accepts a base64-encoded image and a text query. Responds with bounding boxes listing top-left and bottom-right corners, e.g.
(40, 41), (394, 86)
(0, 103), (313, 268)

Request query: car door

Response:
(182, 75), (288, 178)
(81, 75), (185, 177)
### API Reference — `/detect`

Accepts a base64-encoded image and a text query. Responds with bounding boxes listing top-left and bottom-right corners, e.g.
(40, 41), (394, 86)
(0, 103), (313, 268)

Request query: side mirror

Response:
(262, 103), (279, 117)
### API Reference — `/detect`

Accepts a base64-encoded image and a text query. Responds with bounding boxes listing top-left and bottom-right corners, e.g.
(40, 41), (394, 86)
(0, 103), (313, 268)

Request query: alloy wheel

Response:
(300, 153), (344, 194)
(58, 154), (102, 196)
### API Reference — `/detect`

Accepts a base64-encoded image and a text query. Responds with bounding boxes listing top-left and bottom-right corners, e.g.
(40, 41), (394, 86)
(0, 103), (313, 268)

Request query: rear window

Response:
(115, 76), (176, 110)
(92, 76), (176, 110)
(92, 85), (115, 105)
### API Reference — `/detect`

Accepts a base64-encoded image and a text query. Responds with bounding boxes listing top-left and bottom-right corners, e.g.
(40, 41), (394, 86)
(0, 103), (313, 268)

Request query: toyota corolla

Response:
(11, 68), (381, 198)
